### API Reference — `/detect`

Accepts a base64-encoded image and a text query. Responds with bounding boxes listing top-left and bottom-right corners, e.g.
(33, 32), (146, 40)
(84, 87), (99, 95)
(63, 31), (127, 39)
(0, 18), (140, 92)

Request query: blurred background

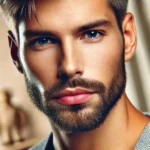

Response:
(0, 0), (149, 146)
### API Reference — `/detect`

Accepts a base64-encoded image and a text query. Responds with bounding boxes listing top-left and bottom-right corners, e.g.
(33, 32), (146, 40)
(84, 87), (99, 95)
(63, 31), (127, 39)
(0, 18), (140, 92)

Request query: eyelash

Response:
(82, 30), (105, 39)
(27, 30), (105, 50)
(29, 37), (57, 46)
(27, 37), (59, 50)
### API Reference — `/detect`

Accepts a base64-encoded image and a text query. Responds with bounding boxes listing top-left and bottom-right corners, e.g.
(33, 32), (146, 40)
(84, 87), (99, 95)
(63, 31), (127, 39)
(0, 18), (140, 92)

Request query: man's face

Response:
(18, 0), (126, 133)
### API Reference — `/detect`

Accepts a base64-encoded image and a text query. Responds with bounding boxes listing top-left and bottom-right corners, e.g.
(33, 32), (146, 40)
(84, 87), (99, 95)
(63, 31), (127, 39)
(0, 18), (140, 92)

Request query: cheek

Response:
(24, 48), (59, 88)
(81, 35), (123, 85)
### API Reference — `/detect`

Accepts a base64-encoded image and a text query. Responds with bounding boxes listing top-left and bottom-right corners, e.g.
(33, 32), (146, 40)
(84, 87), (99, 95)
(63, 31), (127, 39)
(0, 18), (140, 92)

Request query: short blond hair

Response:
(0, 0), (35, 39)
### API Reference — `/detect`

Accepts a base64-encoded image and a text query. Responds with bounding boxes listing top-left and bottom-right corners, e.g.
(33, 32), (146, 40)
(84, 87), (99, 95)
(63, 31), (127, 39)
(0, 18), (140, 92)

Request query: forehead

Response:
(24, 0), (116, 33)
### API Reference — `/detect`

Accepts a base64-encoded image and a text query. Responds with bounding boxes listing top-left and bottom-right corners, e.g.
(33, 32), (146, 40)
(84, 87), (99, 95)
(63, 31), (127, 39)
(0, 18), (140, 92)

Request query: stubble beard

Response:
(25, 51), (126, 133)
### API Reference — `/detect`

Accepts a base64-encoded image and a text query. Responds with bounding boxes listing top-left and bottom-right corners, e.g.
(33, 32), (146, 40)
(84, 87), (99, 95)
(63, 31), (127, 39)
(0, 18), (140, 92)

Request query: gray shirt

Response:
(134, 112), (150, 150)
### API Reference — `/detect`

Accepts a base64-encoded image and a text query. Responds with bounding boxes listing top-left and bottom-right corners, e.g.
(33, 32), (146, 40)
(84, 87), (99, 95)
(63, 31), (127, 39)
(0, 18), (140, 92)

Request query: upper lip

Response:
(53, 88), (94, 98)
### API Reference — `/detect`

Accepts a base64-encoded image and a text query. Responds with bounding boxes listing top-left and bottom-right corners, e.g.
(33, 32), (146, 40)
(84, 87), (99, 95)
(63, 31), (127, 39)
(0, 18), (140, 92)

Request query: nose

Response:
(57, 38), (83, 80)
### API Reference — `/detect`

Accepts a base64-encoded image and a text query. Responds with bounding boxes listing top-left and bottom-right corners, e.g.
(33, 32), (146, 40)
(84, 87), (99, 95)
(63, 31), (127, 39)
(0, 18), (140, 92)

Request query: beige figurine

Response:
(0, 90), (26, 145)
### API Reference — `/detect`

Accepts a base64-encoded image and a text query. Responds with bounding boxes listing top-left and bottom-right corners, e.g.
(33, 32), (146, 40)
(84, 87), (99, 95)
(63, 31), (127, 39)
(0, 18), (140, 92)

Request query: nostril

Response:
(60, 73), (69, 81)
(76, 71), (83, 75)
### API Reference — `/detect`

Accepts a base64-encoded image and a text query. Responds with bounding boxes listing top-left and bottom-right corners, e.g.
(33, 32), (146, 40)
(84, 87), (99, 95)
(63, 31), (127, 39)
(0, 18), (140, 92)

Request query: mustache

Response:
(44, 77), (106, 100)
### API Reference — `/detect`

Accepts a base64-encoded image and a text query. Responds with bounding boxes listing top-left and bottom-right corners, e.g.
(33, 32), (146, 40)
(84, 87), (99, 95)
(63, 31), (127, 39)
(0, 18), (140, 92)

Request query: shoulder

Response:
(134, 112), (150, 150)
(29, 134), (52, 150)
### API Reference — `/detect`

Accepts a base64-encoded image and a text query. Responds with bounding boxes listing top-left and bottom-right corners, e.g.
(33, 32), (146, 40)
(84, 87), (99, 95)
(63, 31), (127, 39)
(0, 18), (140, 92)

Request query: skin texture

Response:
(8, 0), (150, 149)
(19, 0), (126, 133)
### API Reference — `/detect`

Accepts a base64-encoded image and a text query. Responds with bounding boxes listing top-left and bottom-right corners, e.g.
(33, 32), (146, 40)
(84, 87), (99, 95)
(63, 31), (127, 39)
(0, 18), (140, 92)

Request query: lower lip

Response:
(57, 94), (93, 105)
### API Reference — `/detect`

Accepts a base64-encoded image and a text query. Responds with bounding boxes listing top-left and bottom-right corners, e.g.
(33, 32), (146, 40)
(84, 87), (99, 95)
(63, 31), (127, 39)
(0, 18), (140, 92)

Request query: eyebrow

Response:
(24, 30), (55, 38)
(24, 19), (112, 38)
(75, 19), (112, 33)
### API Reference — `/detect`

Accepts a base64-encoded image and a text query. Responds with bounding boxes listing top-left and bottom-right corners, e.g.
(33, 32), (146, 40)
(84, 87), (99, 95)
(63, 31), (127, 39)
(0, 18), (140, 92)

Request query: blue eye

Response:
(33, 37), (55, 45)
(28, 37), (58, 50)
(85, 30), (100, 39)
(82, 30), (105, 42)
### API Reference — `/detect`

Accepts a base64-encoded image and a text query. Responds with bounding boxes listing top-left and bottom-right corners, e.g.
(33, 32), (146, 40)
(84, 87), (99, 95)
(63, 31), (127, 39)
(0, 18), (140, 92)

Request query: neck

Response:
(52, 93), (149, 150)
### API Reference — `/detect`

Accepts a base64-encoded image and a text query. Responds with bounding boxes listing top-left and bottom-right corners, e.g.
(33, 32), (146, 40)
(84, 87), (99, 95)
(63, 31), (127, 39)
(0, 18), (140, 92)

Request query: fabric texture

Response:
(134, 112), (150, 150)
(29, 134), (54, 150)
(29, 113), (150, 150)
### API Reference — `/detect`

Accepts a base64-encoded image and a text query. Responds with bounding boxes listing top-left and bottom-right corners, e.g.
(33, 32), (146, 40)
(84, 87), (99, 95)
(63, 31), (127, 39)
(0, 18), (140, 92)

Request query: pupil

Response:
(39, 38), (47, 45)
(43, 38), (46, 43)
(88, 31), (97, 38)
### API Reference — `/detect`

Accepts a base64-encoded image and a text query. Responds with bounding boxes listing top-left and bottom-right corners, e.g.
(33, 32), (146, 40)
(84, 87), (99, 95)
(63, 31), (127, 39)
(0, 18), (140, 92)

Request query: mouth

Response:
(52, 88), (94, 105)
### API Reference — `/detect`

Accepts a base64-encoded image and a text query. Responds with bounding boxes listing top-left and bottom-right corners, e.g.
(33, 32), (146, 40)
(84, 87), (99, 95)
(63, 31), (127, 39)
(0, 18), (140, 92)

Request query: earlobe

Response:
(122, 13), (137, 62)
(8, 30), (23, 74)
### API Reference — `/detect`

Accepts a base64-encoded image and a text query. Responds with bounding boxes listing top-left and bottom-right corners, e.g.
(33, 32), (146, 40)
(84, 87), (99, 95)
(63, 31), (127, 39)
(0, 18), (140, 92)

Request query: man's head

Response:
(0, 0), (136, 133)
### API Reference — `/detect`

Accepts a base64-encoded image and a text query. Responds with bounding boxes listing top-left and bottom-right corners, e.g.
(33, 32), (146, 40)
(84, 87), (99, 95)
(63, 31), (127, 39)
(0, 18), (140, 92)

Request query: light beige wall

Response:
(0, 0), (149, 138)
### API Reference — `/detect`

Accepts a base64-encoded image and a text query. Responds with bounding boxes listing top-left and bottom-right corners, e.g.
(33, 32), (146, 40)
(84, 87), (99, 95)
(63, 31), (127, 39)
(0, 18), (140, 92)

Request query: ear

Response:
(8, 30), (23, 73)
(122, 13), (137, 62)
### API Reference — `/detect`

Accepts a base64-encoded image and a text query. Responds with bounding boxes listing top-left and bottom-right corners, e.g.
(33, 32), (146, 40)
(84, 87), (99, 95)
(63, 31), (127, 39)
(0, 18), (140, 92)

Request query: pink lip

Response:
(53, 88), (94, 105)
